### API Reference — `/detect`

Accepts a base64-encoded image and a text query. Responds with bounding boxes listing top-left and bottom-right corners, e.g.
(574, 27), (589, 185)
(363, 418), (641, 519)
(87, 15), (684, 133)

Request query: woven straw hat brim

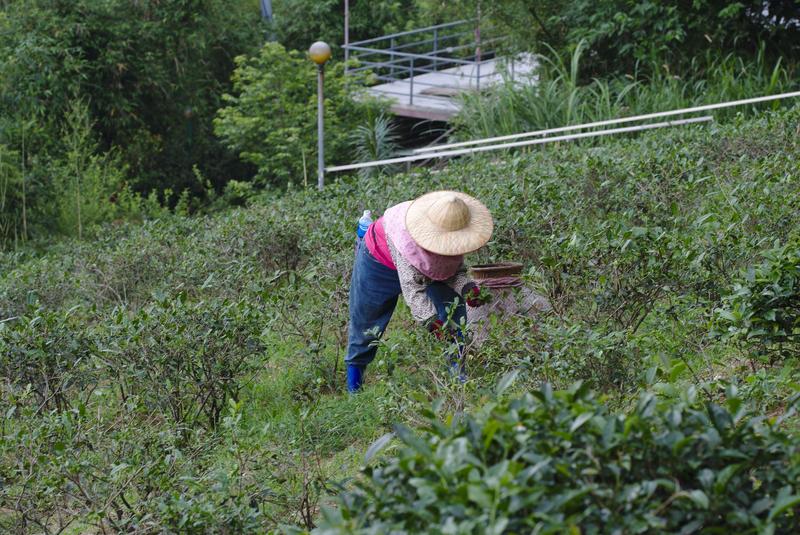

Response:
(406, 191), (493, 255)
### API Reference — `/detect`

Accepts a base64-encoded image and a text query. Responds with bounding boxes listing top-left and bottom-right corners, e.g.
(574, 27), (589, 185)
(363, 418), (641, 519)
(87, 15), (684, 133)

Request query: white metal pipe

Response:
(326, 116), (712, 173)
(412, 90), (800, 154)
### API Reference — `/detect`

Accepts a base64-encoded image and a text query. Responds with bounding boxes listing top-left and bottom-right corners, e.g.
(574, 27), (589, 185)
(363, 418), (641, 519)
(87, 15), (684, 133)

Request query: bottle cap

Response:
(363, 210), (371, 218)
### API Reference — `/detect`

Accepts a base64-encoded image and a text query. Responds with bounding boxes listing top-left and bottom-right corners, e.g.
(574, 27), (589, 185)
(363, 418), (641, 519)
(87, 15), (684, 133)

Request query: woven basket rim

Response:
(469, 262), (524, 279)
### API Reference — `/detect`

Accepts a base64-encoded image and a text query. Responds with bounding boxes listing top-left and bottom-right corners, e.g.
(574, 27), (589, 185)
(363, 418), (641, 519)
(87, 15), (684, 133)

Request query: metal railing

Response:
(343, 20), (507, 105)
(324, 89), (800, 174)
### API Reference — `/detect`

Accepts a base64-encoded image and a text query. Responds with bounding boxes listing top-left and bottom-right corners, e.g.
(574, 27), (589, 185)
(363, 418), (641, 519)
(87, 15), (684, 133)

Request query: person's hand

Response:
(428, 318), (459, 341)
(464, 284), (491, 307)
(428, 319), (446, 340)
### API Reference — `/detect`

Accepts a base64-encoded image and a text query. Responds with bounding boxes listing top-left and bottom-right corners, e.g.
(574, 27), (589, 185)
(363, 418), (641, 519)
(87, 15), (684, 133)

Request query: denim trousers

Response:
(345, 239), (466, 368)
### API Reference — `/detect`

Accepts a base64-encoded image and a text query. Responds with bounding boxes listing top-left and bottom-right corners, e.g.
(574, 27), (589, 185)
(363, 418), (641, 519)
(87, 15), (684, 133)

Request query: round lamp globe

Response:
(308, 41), (332, 65)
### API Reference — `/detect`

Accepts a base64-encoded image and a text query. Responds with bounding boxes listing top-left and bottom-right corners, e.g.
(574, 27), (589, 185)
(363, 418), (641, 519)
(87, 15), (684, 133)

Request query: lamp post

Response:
(309, 41), (332, 190)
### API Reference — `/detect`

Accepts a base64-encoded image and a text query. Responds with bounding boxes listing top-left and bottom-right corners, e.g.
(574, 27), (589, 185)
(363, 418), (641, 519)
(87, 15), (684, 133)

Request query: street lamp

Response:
(309, 41), (332, 190)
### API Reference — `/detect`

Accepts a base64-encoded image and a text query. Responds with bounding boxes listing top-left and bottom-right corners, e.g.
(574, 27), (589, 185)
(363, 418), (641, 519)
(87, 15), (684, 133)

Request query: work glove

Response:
(463, 283), (490, 307)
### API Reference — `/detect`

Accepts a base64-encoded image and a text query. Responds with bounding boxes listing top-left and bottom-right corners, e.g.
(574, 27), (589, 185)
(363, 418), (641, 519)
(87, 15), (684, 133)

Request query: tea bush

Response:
(714, 238), (800, 360)
(0, 306), (95, 411)
(1, 105), (799, 531)
(0, 393), (271, 533)
(318, 382), (800, 534)
(102, 293), (265, 430)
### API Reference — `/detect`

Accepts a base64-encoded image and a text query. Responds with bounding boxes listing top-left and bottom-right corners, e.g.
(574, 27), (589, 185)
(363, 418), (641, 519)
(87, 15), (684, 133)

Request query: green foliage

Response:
(553, 0), (800, 76)
(104, 293), (264, 430)
(0, 390), (269, 533)
(47, 102), (145, 238)
(2, 106), (800, 531)
(349, 112), (400, 179)
(714, 238), (800, 359)
(0, 0), (262, 244)
(456, 41), (797, 139)
(0, 142), (24, 247)
(427, 1), (800, 77)
(432, 0), (800, 76)
(0, 101), (159, 246)
(271, 0), (419, 54)
(318, 383), (800, 534)
(215, 42), (386, 186)
(0, 306), (95, 412)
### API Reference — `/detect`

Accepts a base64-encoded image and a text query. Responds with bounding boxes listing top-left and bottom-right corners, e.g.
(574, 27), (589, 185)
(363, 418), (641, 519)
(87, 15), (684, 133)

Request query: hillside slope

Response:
(1, 108), (799, 532)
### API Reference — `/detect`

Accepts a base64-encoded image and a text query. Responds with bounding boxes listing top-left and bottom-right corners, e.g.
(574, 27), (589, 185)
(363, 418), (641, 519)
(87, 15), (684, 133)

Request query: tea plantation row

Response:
(1, 107), (799, 532)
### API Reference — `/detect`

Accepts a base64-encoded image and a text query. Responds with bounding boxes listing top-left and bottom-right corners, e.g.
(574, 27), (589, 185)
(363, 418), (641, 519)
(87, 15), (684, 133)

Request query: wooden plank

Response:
(388, 103), (456, 122)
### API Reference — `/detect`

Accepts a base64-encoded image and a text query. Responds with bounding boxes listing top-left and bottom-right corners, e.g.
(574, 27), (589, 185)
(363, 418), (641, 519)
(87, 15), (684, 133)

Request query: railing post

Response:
(432, 28), (439, 71)
(409, 57), (414, 105)
(474, 13), (481, 91)
(390, 38), (396, 79)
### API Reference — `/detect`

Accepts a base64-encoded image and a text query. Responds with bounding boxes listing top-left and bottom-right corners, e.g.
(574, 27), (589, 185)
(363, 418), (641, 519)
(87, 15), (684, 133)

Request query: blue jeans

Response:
(345, 239), (466, 368)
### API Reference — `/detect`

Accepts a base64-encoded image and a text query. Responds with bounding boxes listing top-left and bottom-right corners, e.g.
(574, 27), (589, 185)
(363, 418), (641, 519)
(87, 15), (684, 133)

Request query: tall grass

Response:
(349, 112), (400, 179)
(456, 42), (798, 139)
(0, 102), (152, 249)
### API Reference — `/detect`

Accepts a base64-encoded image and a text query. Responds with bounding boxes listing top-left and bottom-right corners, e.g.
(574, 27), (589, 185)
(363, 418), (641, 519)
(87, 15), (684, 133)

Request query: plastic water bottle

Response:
(356, 210), (372, 239)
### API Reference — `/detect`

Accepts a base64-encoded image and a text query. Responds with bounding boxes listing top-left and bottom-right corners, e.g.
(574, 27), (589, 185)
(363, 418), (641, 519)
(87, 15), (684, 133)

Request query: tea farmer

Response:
(346, 190), (493, 392)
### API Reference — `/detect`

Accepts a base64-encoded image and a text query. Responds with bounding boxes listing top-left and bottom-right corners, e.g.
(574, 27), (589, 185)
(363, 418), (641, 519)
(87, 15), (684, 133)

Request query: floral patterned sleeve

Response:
(446, 265), (475, 297)
(388, 238), (438, 324)
(387, 238), (474, 325)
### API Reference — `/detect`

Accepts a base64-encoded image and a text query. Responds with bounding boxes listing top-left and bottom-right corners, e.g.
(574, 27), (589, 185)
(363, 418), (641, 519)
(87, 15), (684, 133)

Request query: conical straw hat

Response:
(405, 191), (493, 255)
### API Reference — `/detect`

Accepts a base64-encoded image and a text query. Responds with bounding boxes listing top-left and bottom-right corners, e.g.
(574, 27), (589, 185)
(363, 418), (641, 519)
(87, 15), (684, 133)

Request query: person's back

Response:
(345, 191), (494, 392)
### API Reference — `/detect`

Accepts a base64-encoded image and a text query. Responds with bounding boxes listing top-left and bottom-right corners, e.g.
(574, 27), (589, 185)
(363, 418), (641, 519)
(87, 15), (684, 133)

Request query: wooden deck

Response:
(366, 54), (538, 121)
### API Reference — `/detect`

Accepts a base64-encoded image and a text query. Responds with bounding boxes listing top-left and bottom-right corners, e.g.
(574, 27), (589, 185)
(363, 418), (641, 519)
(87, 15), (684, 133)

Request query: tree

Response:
(214, 42), (384, 187)
(0, 0), (263, 196)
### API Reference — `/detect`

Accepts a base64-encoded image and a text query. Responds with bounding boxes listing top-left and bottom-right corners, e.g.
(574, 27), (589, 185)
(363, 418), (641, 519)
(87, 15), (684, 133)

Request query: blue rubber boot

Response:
(449, 357), (467, 384)
(446, 342), (467, 383)
(346, 364), (365, 393)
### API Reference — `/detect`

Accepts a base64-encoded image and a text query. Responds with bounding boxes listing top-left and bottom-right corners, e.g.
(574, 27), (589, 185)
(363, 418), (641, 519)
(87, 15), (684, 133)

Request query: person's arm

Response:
(388, 241), (438, 326)
(444, 266), (489, 308)
(443, 264), (473, 297)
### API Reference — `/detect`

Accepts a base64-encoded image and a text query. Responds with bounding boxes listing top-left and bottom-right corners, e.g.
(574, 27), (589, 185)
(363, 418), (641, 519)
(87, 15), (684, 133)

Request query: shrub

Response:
(432, 1), (800, 77)
(551, 1), (800, 76)
(103, 293), (265, 430)
(714, 239), (800, 360)
(349, 112), (400, 179)
(0, 142), (24, 248)
(318, 382), (800, 534)
(45, 101), (144, 238)
(0, 394), (269, 533)
(269, 0), (418, 55)
(1, 104), (800, 532)
(0, 306), (95, 411)
(151, 467), (264, 533)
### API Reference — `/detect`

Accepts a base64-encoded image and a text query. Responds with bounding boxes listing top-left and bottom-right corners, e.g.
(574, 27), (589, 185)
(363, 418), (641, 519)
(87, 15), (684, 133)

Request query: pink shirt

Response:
(364, 217), (395, 270)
